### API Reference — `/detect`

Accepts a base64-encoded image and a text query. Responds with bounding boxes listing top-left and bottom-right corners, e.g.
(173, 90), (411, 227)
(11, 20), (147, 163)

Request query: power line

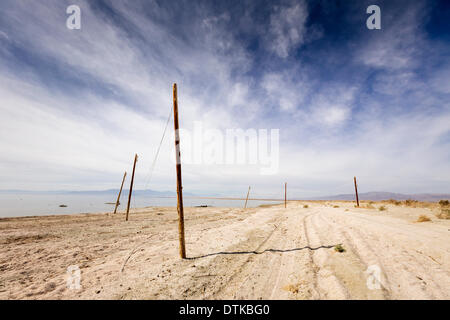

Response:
(143, 105), (173, 190)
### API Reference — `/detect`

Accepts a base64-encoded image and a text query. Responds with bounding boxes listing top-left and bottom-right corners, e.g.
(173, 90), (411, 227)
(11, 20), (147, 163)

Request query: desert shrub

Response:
(378, 206), (387, 211)
(405, 199), (418, 207)
(365, 204), (376, 209)
(282, 284), (299, 294)
(417, 215), (431, 222)
(439, 200), (449, 207)
(436, 208), (450, 220)
(387, 199), (402, 206)
(420, 202), (434, 208)
(334, 244), (345, 253)
(303, 204), (309, 208)
(333, 205), (339, 208)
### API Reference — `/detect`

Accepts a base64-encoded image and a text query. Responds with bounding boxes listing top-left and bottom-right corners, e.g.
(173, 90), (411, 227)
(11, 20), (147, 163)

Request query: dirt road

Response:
(0, 201), (449, 299)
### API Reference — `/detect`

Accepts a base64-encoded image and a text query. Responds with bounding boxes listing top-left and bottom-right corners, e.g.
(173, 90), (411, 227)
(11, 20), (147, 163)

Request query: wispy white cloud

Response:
(0, 0), (448, 197)
(357, 2), (426, 70)
(429, 63), (450, 94)
(309, 86), (357, 127)
(267, 0), (309, 58)
(261, 71), (309, 112)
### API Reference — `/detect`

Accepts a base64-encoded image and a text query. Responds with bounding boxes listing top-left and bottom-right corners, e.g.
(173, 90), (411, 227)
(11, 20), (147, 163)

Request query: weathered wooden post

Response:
(354, 176), (360, 207)
(285, 182), (287, 208)
(113, 171), (127, 214)
(126, 154), (138, 221)
(244, 186), (251, 209)
(173, 83), (186, 259)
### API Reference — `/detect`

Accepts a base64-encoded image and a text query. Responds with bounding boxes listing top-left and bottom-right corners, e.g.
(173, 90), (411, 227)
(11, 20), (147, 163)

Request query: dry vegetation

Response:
(1, 200), (449, 300)
(417, 215), (431, 222)
(386, 199), (402, 206)
(342, 199), (450, 221)
(436, 209), (450, 220)
(372, 199), (449, 220)
(436, 200), (450, 219)
(405, 199), (419, 207)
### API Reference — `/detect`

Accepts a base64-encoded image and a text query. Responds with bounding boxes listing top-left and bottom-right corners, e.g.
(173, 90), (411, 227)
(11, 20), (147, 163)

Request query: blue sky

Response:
(0, 0), (449, 197)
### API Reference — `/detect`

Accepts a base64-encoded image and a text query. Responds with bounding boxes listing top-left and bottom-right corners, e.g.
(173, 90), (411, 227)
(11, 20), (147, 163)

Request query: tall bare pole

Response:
(285, 182), (287, 208)
(126, 154), (138, 221)
(354, 176), (360, 207)
(113, 171), (127, 214)
(173, 83), (186, 259)
(244, 186), (251, 209)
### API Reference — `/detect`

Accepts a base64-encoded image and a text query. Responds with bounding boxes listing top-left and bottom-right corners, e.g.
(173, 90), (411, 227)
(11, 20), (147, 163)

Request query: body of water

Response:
(0, 193), (281, 218)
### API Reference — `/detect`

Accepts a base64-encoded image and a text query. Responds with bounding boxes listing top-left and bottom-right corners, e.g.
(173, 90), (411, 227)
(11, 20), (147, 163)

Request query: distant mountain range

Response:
(63, 189), (180, 196)
(0, 189), (196, 197)
(311, 192), (450, 202)
(0, 190), (448, 202)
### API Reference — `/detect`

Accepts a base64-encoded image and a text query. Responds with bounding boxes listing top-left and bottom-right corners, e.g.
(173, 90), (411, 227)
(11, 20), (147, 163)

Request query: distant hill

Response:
(65, 189), (180, 196)
(312, 192), (450, 202)
(0, 189), (196, 197)
(0, 189), (448, 202)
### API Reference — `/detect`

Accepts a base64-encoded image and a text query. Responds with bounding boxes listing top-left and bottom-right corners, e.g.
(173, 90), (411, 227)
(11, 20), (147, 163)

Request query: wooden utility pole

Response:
(173, 83), (186, 259)
(244, 186), (251, 209)
(285, 182), (287, 208)
(113, 171), (127, 214)
(354, 176), (360, 207)
(126, 154), (138, 221)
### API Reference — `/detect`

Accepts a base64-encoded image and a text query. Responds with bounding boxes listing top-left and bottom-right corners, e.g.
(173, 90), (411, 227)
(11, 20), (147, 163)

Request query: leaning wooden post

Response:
(244, 186), (251, 209)
(126, 154), (138, 221)
(113, 171), (127, 214)
(354, 176), (360, 207)
(285, 182), (287, 208)
(173, 83), (186, 259)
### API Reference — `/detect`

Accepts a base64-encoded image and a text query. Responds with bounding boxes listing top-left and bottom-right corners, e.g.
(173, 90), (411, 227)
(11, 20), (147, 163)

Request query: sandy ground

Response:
(0, 201), (449, 300)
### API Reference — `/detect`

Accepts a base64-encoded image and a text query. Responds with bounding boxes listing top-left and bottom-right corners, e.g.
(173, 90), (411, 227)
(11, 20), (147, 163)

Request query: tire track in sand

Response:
(303, 210), (348, 299)
(210, 210), (291, 299)
(204, 211), (285, 299)
(324, 210), (450, 299)
(313, 210), (389, 299)
(213, 208), (327, 299)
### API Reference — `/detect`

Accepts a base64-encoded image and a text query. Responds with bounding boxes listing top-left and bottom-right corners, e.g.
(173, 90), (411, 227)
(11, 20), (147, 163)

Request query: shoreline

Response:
(1, 201), (449, 299)
(0, 199), (441, 220)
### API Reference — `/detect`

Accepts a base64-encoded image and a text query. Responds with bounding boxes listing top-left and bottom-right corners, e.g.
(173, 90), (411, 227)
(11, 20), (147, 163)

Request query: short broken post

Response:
(173, 83), (186, 259)
(244, 186), (251, 209)
(113, 171), (127, 214)
(354, 176), (360, 207)
(126, 154), (138, 221)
